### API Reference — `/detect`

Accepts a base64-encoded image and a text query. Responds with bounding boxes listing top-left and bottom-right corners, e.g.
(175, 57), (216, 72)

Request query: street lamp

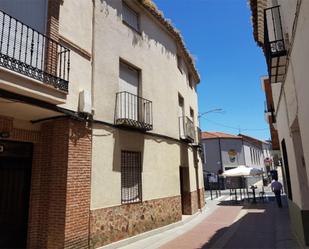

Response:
(198, 108), (224, 119)
(198, 108), (224, 125)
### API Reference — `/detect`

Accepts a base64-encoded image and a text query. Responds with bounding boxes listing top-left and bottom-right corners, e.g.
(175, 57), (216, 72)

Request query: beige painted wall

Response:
(91, 124), (202, 209)
(274, 0), (309, 208)
(286, 0), (309, 190)
(92, 0), (199, 139)
(58, 0), (93, 112)
(276, 96), (303, 208)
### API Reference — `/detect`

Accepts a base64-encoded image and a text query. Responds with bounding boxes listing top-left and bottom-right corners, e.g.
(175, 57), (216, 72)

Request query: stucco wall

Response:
(276, 95), (303, 208)
(58, 0), (93, 112)
(277, 0), (297, 42)
(286, 0), (309, 190)
(91, 124), (202, 209)
(92, 0), (199, 139)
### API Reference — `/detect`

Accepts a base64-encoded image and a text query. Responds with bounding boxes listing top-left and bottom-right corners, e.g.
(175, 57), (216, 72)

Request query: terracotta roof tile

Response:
(239, 134), (265, 146)
(201, 132), (242, 139)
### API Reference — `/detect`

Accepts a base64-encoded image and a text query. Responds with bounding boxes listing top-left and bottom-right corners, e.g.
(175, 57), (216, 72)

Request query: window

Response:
(178, 95), (185, 138)
(190, 108), (194, 123)
(122, 2), (139, 32)
(121, 151), (142, 204)
(177, 55), (182, 73)
(188, 73), (193, 88)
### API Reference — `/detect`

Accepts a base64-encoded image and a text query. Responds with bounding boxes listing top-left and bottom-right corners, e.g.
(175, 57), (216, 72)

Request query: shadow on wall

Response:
(69, 120), (92, 146)
(112, 128), (145, 172)
(92, 122), (182, 175)
(98, 0), (176, 59)
(180, 143), (189, 168)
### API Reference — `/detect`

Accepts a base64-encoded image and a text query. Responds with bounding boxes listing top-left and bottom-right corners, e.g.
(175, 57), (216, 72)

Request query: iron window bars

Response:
(0, 10), (70, 92)
(115, 91), (153, 131)
(179, 116), (195, 142)
(121, 151), (142, 204)
(264, 6), (287, 84)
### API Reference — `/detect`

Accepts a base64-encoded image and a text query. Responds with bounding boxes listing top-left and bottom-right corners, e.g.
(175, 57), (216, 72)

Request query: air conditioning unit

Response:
(79, 90), (92, 114)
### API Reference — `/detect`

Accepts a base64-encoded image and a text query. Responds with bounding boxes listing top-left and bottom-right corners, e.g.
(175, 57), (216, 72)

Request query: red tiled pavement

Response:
(159, 205), (243, 249)
(159, 200), (299, 249)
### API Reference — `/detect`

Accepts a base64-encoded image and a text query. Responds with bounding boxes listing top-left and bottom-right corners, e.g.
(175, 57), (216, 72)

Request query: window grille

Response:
(123, 2), (139, 31)
(121, 151), (142, 204)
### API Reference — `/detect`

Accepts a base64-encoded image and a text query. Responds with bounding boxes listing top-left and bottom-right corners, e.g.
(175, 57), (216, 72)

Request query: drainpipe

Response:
(91, 0), (96, 116)
(218, 138), (223, 172)
(88, 0), (96, 247)
(193, 147), (201, 210)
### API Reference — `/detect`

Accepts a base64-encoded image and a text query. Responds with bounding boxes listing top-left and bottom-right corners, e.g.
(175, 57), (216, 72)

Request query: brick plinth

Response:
(90, 196), (182, 248)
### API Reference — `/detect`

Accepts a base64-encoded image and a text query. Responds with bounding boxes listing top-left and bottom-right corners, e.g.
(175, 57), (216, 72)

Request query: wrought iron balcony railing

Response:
(196, 126), (202, 145)
(179, 116), (195, 142)
(0, 10), (70, 92)
(264, 6), (287, 84)
(115, 91), (153, 131)
(264, 101), (276, 124)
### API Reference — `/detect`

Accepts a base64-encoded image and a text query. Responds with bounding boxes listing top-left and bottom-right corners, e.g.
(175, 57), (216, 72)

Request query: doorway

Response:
(179, 166), (190, 214)
(0, 140), (32, 249)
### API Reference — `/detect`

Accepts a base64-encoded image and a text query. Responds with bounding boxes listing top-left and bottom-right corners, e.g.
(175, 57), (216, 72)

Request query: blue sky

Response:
(153, 0), (270, 140)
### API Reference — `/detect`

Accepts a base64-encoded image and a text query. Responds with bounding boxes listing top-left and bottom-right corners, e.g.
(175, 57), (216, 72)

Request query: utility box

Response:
(79, 90), (92, 114)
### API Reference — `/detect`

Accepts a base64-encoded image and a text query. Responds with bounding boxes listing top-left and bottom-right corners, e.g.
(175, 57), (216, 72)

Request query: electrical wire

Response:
(201, 117), (269, 132)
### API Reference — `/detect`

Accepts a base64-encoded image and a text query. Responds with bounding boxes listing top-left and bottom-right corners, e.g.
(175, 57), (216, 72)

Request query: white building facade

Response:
(250, 0), (309, 247)
(0, 1), (204, 248)
(201, 132), (270, 175)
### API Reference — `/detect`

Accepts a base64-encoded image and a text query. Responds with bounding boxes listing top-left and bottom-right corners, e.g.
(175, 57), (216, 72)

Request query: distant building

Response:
(201, 132), (271, 175)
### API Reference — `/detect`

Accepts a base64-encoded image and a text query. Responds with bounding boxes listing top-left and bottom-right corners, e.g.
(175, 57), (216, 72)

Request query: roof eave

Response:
(137, 0), (201, 83)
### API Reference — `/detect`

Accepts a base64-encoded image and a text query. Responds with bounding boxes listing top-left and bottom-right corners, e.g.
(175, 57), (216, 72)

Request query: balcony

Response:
(264, 6), (287, 84)
(264, 101), (276, 124)
(179, 116), (195, 142)
(0, 10), (70, 93)
(191, 126), (202, 146)
(115, 91), (153, 131)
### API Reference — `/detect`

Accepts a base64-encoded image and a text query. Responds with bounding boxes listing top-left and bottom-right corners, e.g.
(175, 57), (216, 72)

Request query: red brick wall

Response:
(64, 120), (92, 249)
(0, 116), (92, 249)
(45, 0), (61, 76)
(46, 0), (60, 41)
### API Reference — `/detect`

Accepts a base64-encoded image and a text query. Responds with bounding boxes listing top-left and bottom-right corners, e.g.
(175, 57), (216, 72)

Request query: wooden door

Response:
(0, 141), (32, 249)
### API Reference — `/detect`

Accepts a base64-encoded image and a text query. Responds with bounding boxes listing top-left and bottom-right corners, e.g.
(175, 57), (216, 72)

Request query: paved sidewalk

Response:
(106, 190), (300, 249)
(160, 196), (300, 249)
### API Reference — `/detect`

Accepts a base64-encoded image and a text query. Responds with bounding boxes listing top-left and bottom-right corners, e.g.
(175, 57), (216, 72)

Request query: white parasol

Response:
(222, 165), (263, 177)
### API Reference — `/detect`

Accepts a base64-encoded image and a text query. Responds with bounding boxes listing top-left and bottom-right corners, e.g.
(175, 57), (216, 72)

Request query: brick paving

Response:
(159, 205), (242, 249)
(159, 198), (300, 249)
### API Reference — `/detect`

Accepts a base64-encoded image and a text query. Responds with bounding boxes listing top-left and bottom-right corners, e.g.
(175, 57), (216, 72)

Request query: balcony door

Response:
(178, 95), (185, 138)
(119, 62), (139, 121)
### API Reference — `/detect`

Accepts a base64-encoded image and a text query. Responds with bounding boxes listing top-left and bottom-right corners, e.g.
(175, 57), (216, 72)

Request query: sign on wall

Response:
(228, 149), (237, 163)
